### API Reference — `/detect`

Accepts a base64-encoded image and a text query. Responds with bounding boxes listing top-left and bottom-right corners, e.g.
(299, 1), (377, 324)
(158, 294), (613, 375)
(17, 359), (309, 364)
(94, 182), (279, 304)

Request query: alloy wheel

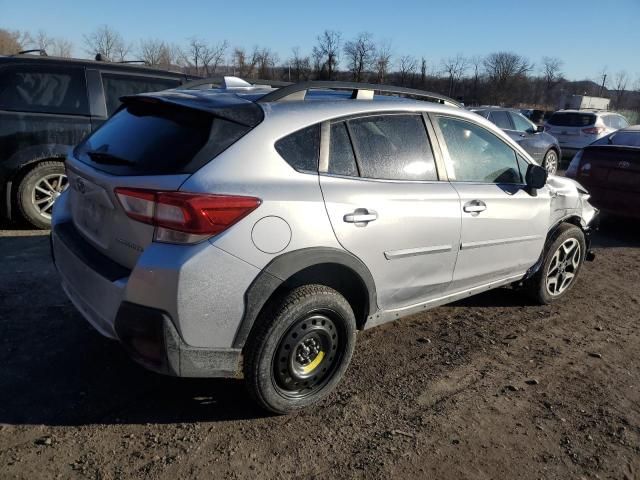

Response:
(546, 238), (581, 296)
(544, 151), (558, 175)
(31, 173), (68, 219)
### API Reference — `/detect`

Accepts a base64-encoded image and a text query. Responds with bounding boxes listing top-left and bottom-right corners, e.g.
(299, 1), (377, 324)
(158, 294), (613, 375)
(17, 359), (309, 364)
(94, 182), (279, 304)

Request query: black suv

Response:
(0, 54), (190, 228)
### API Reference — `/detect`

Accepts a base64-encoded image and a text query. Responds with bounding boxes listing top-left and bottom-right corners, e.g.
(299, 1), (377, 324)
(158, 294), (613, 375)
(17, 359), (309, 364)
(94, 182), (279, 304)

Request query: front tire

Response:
(525, 224), (586, 304)
(17, 161), (68, 229)
(543, 149), (559, 175)
(244, 285), (356, 414)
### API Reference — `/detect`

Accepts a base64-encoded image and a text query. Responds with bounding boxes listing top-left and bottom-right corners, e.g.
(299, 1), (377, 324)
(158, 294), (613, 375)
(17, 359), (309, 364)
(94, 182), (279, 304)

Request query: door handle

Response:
(463, 200), (487, 214)
(344, 208), (377, 225)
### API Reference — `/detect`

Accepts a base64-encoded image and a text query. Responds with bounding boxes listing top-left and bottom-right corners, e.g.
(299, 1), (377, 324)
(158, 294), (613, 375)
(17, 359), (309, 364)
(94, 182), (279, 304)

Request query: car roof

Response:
(471, 106), (521, 112)
(0, 53), (187, 78)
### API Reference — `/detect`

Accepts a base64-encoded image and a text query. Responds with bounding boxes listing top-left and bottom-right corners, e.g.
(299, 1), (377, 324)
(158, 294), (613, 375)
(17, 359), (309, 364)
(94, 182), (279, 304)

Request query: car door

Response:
(319, 113), (462, 311)
(508, 111), (546, 161)
(432, 114), (550, 292)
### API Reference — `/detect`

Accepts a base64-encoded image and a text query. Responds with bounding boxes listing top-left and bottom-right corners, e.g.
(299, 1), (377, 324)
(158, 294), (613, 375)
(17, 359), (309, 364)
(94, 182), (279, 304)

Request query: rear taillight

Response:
(582, 127), (605, 135)
(115, 188), (261, 244)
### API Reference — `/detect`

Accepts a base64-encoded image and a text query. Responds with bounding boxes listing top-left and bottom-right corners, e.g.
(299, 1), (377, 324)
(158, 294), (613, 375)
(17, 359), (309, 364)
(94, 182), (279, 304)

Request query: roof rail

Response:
(256, 81), (462, 108)
(181, 75), (292, 90)
(15, 49), (47, 57)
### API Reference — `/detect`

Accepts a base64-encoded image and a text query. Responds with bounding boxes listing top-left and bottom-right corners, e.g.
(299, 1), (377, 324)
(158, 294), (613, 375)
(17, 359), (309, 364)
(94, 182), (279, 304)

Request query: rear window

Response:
(75, 101), (250, 175)
(548, 113), (596, 127)
(593, 131), (640, 147)
(0, 64), (88, 115)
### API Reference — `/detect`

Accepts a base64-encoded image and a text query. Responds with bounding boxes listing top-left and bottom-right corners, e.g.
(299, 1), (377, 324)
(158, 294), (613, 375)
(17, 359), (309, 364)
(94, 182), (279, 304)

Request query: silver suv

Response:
(544, 110), (629, 158)
(52, 78), (598, 414)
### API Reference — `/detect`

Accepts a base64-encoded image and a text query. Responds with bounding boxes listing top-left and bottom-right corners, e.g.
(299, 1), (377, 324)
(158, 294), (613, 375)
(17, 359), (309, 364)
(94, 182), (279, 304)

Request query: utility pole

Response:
(598, 73), (607, 97)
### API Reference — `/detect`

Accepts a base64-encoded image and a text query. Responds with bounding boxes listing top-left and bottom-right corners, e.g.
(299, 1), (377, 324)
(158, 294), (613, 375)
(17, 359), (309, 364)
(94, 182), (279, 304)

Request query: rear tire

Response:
(542, 149), (559, 175)
(525, 223), (586, 304)
(244, 285), (356, 414)
(17, 161), (67, 229)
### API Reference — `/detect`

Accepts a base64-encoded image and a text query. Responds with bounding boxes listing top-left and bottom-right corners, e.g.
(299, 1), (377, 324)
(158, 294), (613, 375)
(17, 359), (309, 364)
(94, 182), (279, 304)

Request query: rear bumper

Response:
(115, 302), (242, 377)
(51, 220), (252, 378)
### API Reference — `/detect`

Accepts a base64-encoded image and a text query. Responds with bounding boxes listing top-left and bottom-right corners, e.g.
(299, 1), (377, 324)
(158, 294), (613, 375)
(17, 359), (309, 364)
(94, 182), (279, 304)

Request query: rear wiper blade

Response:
(86, 150), (135, 165)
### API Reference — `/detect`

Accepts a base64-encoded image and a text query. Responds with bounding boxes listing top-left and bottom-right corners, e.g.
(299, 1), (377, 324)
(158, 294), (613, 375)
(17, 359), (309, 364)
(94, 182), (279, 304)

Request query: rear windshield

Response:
(75, 101), (251, 175)
(547, 113), (596, 127)
(592, 131), (640, 147)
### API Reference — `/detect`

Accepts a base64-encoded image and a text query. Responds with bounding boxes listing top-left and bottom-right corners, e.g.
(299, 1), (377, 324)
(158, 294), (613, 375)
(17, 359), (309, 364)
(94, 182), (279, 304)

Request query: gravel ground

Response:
(0, 218), (638, 479)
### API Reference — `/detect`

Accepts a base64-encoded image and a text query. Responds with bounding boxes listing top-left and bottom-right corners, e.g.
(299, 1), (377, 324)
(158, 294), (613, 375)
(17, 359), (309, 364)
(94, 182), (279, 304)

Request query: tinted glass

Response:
(275, 125), (320, 173)
(348, 115), (437, 181)
(548, 113), (596, 127)
(0, 65), (88, 115)
(488, 110), (512, 130)
(102, 73), (181, 116)
(592, 131), (640, 147)
(510, 112), (534, 132)
(329, 123), (358, 176)
(74, 101), (227, 175)
(436, 116), (522, 184)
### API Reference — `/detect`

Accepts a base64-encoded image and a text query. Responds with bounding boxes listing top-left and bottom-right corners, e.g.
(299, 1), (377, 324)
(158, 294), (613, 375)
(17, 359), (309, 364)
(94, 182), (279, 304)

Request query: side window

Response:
(488, 110), (513, 130)
(436, 116), (523, 184)
(328, 122), (358, 176)
(0, 65), (88, 115)
(602, 116), (613, 128)
(510, 112), (534, 132)
(347, 114), (438, 181)
(618, 116), (629, 129)
(101, 73), (181, 116)
(275, 124), (320, 173)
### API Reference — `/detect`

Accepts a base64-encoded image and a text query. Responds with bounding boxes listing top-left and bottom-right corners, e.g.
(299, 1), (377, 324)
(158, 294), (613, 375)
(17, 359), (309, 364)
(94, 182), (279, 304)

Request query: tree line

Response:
(1, 26), (638, 111)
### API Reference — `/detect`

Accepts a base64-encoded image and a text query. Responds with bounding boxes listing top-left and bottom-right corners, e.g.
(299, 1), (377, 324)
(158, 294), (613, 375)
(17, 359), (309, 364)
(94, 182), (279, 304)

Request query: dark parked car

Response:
(0, 53), (190, 228)
(472, 107), (561, 174)
(565, 125), (640, 219)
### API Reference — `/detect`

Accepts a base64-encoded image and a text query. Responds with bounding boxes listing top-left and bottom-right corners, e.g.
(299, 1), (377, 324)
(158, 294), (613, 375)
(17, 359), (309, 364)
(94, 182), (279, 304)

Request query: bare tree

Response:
(398, 55), (417, 86)
(83, 25), (128, 61)
(483, 51), (533, 102)
(469, 54), (483, 105)
(288, 47), (311, 81)
(255, 47), (278, 79)
(612, 70), (628, 109)
(343, 32), (376, 82)
(0, 28), (32, 54)
(374, 40), (392, 84)
(139, 39), (177, 67)
(312, 30), (341, 80)
(34, 30), (52, 52)
(441, 54), (468, 97)
(200, 40), (228, 76)
(51, 38), (73, 58)
(419, 57), (427, 88)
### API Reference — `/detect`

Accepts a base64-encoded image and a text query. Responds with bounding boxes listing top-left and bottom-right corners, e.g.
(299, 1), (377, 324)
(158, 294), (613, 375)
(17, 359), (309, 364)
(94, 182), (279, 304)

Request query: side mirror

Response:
(536, 125), (544, 133)
(525, 164), (548, 189)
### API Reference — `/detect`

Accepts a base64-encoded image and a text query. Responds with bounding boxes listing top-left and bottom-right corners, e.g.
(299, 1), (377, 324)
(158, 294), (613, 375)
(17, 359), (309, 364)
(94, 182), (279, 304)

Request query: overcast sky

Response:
(2, 0), (639, 83)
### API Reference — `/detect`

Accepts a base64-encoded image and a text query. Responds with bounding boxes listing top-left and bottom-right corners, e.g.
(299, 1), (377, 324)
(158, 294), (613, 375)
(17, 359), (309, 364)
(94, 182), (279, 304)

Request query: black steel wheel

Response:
(244, 285), (356, 414)
(273, 311), (344, 398)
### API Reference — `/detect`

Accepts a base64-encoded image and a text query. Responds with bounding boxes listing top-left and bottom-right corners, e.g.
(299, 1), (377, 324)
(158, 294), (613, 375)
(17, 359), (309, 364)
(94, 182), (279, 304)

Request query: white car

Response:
(544, 110), (629, 158)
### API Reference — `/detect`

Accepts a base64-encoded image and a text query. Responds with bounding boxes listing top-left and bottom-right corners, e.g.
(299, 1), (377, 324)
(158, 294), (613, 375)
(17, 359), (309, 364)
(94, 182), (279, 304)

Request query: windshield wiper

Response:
(86, 150), (135, 166)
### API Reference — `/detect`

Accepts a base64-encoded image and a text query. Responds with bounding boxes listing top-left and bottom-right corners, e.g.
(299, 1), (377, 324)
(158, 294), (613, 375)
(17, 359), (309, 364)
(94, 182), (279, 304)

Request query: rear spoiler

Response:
(120, 91), (264, 127)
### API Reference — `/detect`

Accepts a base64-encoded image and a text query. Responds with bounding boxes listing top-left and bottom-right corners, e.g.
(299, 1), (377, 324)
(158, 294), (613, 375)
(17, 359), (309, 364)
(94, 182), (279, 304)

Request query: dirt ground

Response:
(0, 217), (639, 480)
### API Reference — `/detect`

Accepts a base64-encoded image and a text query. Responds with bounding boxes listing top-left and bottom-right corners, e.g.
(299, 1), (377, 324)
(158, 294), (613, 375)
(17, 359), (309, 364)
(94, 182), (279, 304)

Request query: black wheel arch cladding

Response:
(233, 247), (378, 349)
